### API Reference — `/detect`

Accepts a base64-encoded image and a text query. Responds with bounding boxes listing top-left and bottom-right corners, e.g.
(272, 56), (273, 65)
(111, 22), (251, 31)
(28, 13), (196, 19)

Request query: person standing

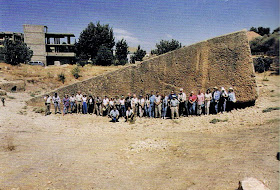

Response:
(44, 94), (52, 116)
(62, 94), (70, 115)
(227, 87), (236, 112)
(52, 92), (61, 114)
(213, 87), (221, 114)
(102, 95), (109, 116)
(178, 88), (188, 116)
(1, 96), (5, 107)
(196, 90), (205, 116)
(219, 87), (228, 113)
(125, 93), (132, 111)
(131, 94), (138, 116)
(115, 96), (121, 113)
(82, 94), (87, 114)
(109, 106), (119, 122)
(162, 94), (169, 119)
(149, 91), (156, 118)
(139, 95), (145, 117)
(144, 94), (150, 117)
(170, 95), (179, 119)
(109, 97), (115, 114)
(69, 94), (76, 114)
(188, 91), (197, 115)
(76, 91), (83, 114)
(95, 96), (102, 116)
(87, 95), (94, 114)
(155, 91), (162, 118)
(204, 89), (212, 115)
(119, 95), (126, 117)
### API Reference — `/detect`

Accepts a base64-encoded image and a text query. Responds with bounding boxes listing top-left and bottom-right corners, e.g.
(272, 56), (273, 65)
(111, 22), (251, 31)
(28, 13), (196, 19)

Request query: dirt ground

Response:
(0, 71), (279, 190)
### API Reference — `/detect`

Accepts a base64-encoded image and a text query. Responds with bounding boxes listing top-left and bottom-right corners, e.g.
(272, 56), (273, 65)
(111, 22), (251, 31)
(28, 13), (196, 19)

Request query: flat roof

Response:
(46, 33), (75, 37)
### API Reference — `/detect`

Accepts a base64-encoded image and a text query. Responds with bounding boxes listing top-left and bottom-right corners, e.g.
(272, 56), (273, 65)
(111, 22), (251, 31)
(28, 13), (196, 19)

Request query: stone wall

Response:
(28, 30), (257, 106)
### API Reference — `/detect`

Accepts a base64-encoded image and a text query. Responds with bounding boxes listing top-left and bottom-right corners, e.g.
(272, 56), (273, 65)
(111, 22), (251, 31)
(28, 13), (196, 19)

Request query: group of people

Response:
(44, 87), (236, 122)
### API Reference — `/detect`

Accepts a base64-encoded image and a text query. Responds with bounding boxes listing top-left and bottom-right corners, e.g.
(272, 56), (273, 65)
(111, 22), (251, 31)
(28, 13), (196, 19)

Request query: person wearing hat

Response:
(219, 87), (228, 113)
(155, 91), (162, 118)
(227, 87), (236, 111)
(119, 95), (126, 117)
(212, 87), (221, 114)
(188, 91), (197, 115)
(170, 95), (179, 119)
(139, 94), (145, 117)
(178, 88), (188, 117)
(109, 106), (119, 122)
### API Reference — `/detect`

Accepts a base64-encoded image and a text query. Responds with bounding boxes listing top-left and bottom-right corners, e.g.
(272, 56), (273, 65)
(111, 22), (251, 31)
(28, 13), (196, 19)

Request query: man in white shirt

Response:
(125, 107), (134, 122)
(170, 96), (179, 119)
(109, 106), (119, 122)
(44, 94), (52, 116)
(155, 91), (162, 118)
(76, 91), (83, 114)
(178, 88), (188, 116)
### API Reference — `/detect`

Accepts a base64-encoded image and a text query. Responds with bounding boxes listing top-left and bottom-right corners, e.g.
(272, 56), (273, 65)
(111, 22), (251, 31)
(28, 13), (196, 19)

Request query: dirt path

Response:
(0, 73), (279, 190)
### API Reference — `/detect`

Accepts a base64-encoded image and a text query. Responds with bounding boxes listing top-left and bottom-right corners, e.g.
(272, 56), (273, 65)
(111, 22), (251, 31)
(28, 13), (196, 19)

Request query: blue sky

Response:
(0, 0), (279, 52)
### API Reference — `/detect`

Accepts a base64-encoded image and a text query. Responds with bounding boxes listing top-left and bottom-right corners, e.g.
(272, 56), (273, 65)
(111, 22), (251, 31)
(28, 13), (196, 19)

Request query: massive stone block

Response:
(28, 30), (257, 106)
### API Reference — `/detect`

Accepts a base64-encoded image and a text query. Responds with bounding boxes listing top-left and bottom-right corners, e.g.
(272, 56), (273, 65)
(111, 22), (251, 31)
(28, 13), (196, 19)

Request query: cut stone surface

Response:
(28, 30), (257, 106)
(238, 177), (270, 190)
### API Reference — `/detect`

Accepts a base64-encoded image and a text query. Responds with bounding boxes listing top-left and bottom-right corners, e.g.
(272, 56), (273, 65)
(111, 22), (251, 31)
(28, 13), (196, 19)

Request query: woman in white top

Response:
(204, 89), (212, 115)
(131, 94), (138, 116)
(82, 94), (87, 114)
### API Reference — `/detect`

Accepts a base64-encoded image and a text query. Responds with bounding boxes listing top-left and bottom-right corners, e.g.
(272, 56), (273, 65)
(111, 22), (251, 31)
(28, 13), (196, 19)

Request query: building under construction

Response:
(0, 24), (76, 66)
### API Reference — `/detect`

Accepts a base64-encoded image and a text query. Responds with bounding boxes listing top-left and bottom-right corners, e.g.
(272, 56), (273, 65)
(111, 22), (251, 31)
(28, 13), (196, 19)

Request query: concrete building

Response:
(0, 25), (75, 66)
(23, 24), (75, 65)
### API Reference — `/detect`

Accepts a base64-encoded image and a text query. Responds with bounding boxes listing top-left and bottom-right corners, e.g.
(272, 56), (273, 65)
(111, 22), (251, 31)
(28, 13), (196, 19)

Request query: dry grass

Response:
(0, 63), (120, 93)
(4, 136), (16, 151)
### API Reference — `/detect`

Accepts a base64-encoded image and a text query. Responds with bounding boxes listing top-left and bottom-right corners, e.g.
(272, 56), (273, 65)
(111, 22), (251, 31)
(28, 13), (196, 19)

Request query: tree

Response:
(130, 45), (146, 63)
(95, 46), (114, 66)
(151, 39), (181, 55)
(273, 27), (280, 34)
(249, 26), (270, 36)
(1, 39), (33, 65)
(115, 39), (129, 65)
(75, 22), (115, 65)
(250, 33), (279, 56)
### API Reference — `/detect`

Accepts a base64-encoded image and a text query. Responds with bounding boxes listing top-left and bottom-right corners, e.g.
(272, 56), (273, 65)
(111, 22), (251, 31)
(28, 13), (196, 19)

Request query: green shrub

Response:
(71, 65), (81, 79)
(58, 72), (66, 84)
(210, 118), (228, 124)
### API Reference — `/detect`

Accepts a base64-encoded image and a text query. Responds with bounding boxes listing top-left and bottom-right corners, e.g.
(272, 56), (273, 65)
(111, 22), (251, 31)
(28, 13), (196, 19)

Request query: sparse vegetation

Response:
(58, 72), (66, 84)
(262, 107), (280, 113)
(210, 118), (228, 124)
(130, 45), (146, 63)
(33, 107), (45, 113)
(71, 65), (81, 79)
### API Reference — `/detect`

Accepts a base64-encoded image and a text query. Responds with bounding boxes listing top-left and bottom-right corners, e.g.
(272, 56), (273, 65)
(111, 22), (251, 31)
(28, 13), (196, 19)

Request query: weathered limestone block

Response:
(27, 30), (257, 106)
(238, 177), (270, 190)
